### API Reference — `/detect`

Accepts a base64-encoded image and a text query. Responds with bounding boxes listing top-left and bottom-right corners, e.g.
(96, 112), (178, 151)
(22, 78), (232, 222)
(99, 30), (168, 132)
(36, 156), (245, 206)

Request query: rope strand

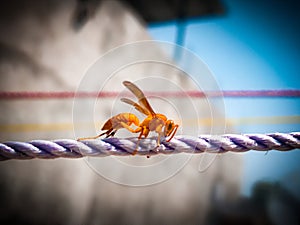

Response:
(0, 132), (299, 160)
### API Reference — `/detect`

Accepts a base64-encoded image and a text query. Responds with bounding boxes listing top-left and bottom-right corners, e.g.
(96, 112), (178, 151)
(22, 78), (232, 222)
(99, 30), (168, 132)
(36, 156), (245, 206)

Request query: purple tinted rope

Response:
(0, 132), (299, 160)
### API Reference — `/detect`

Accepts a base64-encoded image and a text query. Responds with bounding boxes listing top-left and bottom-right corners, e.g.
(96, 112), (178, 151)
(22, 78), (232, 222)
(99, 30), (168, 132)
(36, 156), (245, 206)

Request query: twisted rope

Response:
(0, 132), (299, 160)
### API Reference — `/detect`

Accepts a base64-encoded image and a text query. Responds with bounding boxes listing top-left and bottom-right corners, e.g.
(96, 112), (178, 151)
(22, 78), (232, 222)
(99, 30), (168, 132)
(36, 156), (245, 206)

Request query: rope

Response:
(0, 132), (299, 160)
(0, 90), (300, 99)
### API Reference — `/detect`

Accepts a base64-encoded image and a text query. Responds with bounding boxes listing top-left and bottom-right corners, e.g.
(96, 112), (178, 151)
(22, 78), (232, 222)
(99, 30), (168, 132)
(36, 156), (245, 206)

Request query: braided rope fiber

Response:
(0, 132), (299, 161)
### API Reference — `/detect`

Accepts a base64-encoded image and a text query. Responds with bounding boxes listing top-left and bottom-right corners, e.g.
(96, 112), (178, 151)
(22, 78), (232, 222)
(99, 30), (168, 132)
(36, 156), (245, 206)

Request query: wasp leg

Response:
(132, 126), (151, 156)
(106, 130), (117, 138)
(153, 124), (164, 148)
(131, 126), (144, 155)
(77, 128), (113, 141)
(119, 122), (141, 133)
(118, 122), (145, 155)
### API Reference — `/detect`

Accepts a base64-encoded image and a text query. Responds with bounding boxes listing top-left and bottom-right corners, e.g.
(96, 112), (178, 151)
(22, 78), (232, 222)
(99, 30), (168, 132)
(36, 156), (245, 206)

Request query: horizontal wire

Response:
(0, 116), (300, 133)
(0, 132), (299, 160)
(0, 90), (300, 99)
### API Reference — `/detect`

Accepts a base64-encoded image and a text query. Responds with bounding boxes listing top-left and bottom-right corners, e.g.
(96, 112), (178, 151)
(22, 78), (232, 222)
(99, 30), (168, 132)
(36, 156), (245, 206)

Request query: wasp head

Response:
(164, 120), (179, 142)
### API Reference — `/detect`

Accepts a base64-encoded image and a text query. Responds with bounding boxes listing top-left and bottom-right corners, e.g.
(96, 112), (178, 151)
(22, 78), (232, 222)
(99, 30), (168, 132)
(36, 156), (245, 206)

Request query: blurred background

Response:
(0, 0), (299, 224)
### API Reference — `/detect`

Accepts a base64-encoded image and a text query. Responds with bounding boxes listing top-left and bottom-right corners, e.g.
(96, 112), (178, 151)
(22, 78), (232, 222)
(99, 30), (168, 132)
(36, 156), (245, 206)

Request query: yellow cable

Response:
(0, 116), (299, 133)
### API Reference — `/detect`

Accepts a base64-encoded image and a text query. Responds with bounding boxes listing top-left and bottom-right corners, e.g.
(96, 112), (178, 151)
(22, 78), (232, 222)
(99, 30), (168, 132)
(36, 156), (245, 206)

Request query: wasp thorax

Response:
(149, 117), (165, 132)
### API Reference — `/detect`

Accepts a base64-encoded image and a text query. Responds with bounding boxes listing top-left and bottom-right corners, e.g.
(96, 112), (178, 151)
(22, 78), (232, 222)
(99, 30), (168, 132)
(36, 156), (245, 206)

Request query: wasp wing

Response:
(121, 98), (150, 116)
(123, 81), (156, 116)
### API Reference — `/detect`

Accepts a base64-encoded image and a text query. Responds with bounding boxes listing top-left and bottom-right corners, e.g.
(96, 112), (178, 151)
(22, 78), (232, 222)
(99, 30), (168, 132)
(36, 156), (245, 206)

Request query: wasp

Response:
(121, 81), (179, 154)
(77, 81), (179, 156)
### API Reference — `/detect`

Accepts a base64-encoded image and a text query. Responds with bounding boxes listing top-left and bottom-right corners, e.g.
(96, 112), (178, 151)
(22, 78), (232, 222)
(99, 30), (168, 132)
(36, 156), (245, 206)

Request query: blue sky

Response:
(148, 0), (300, 196)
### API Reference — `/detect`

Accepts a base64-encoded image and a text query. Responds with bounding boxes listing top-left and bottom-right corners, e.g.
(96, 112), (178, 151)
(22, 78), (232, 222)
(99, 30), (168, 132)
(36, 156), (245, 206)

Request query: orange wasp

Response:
(121, 81), (179, 154)
(77, 81), (179, 155)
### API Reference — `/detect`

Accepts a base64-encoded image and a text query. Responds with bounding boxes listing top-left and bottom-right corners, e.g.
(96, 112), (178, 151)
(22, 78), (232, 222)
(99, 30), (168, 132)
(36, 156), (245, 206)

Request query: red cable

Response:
(0, 90), (299, 99)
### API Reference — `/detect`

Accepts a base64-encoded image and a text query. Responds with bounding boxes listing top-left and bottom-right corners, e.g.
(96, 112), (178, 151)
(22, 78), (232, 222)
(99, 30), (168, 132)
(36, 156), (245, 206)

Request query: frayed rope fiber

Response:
(0, 132), (299, 160)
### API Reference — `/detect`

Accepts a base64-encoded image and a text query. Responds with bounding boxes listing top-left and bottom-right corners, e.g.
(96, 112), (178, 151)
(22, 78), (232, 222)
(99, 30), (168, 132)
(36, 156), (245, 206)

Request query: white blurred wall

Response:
(0, 0), (242, 224)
